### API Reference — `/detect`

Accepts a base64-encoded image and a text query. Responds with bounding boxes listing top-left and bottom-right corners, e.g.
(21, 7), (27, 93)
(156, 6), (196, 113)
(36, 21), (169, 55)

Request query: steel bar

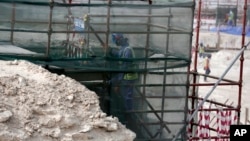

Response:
(160, 6), (171, 138)
(0, 21), (169, 29)
(47, 0), (54, 57)
(189, 0), (202, 138)
(237, 0), (248, 125)
(0, 29), (191, 34)
(135, 87), (171, 134)
(10, 3), (16, 44)
(190, 82), (239, 86)
(129, 109), (185, 113)
(191, 72), (240, 83)
(189, 96), (237, 108)
(172, 41), (250, 141)
(139, 121), (185, 125)
(89, 14), (172, 18)
(141, 96), (186, 99)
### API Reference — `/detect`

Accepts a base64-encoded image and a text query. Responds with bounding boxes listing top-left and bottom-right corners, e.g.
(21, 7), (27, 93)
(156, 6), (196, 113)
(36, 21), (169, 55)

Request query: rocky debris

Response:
(0, 60), (136, 141)
(0, 110), (12, 123)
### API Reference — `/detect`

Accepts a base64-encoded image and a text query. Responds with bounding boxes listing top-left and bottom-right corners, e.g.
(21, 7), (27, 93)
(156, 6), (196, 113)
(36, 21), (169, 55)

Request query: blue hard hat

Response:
(112, 33), (124, 44)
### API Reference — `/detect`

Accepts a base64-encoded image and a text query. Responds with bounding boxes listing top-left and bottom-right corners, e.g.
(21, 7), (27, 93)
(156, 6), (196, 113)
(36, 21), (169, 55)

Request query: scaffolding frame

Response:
(3, 0), (248, 140)
(184, 0), (248, 140)
(0, 0), (195, 140)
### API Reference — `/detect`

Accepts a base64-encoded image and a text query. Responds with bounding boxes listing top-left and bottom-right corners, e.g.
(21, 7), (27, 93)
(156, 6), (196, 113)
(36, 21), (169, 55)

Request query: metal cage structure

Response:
(1, 0), (249, 141)
(0, 0), (195, 141)
(188, 0), (249, 140)
(2, 0), (249, 140)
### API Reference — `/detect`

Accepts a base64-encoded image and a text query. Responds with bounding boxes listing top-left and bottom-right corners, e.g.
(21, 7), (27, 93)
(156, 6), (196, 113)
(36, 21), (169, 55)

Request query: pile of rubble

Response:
(0, 60), (136, 141)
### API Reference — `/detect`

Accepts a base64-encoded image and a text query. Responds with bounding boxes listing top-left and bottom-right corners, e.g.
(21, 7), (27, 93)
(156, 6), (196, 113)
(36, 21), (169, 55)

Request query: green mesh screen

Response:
(0, 0), (195, 140)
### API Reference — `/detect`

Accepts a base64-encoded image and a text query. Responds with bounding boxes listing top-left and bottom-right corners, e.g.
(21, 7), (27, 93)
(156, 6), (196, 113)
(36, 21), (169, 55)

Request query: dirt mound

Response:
(0, 60), (136, 141)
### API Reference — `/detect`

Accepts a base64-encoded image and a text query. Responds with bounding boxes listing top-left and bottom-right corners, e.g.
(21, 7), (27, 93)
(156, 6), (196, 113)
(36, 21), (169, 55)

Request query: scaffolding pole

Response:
(173, 41), (250, 141)
(174, 0), (249, 139)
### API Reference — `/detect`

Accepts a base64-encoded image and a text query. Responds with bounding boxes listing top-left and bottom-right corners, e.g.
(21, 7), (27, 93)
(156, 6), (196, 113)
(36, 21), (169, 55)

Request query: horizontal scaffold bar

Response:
(0, 28), (191, 34)
(0, 1), (194, 8)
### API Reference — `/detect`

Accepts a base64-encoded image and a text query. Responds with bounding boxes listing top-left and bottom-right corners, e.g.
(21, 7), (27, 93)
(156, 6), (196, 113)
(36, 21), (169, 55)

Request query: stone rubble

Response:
(0, 60), (136, 141)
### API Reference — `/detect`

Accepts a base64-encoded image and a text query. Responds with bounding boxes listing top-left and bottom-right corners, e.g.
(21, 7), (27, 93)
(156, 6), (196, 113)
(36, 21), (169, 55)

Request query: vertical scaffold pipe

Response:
(105, 0), (111, 53)
(141, 0), (152, 136)
(64, 0), (72, 44)
(10, 3), (16, 44)
(172, 41), (250, 141)
(193, 0), (201, 72)
(237, 0), (248, 125)
(141, 0), (152, 121)
(87, 0), (90, 50)
(47, 0), (54, 57)
(190, 0), (202, 137)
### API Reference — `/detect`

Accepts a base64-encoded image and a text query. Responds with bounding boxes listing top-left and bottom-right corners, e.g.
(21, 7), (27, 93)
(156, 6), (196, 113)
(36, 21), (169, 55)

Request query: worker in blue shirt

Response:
(109, 33), (138, 112)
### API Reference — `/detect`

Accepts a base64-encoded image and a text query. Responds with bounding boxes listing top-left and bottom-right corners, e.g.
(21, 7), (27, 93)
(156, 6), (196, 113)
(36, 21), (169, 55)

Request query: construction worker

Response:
(109, 33), (138, 112)
(199, 42), (205, 58)
(203, 54), (211, 81)
(227, 10), (234, 26)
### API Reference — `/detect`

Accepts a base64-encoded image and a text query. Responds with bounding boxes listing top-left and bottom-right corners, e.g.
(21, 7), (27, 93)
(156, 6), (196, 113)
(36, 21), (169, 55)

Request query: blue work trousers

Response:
(120, 80), (136, 111)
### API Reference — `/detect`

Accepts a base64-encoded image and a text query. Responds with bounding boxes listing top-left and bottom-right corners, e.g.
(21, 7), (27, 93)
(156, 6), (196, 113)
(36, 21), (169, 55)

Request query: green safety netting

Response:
(0, 0), (195, 140)
(0, 0), (193, 70)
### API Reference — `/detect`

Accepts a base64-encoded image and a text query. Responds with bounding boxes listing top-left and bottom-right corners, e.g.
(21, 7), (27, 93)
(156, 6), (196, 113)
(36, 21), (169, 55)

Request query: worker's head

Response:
(112, 33), (128, 46)
(207, 54), (212, 59)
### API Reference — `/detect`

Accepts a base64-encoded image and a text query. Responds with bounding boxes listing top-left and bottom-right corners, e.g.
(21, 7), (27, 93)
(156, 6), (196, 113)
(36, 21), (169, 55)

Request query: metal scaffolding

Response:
(0, 0), (196, 140)
(1, 0), (249, 140)
(182, 0), (249, 140)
